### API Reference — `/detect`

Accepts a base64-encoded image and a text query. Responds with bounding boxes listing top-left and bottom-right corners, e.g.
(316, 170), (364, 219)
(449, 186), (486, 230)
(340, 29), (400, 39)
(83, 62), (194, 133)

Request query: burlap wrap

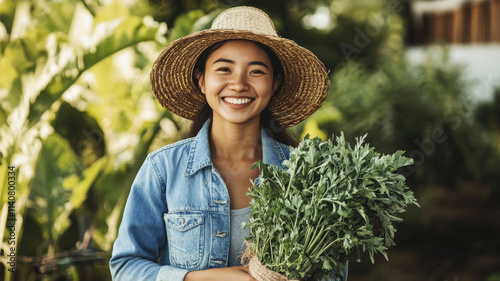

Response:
(242, 241), (301, 281)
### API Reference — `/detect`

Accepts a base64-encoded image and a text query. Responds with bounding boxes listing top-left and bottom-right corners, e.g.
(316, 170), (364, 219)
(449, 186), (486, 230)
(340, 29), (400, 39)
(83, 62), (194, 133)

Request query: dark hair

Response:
(189, 40), (297, 147)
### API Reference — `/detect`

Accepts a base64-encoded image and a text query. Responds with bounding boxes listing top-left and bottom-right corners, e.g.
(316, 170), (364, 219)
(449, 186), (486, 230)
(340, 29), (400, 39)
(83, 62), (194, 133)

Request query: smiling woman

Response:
(109, 6), (343, 281)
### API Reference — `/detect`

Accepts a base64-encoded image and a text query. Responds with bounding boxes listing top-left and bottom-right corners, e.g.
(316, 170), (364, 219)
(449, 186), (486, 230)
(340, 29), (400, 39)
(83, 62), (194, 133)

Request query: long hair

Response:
(189, 40), (298, 147)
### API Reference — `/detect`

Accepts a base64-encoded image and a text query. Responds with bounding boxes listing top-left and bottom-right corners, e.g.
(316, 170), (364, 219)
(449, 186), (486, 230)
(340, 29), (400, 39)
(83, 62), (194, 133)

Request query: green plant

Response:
(246, 134), (418, 280)
(0, 0), (177, 279)
(311, 53), (500, 184)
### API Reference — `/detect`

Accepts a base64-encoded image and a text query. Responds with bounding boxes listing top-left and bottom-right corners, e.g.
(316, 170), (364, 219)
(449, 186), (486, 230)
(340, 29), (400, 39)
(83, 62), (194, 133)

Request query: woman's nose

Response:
(228, 71), (249, 92)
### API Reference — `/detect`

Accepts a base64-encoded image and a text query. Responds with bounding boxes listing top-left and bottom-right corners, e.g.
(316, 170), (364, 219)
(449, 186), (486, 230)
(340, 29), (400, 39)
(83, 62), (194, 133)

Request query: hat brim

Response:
(150, 29), (330, 128)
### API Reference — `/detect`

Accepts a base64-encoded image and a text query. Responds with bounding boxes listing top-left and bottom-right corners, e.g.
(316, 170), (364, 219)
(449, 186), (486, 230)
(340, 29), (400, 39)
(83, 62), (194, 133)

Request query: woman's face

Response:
(197, 40), (280, 127)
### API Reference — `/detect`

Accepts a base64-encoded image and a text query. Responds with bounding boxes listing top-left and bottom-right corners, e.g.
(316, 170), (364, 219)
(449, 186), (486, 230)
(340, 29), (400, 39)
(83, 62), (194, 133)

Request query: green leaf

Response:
(30, 133), (83, 252)
(27, 16), (161, 127)
(167, 9), (209, 42)
(63, 156), (107, 209)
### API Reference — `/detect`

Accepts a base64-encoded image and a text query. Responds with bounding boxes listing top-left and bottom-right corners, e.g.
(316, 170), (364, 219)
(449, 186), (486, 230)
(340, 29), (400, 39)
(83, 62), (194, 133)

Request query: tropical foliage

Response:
(303, 54), (500, 185)
(0, 0), (217, 279)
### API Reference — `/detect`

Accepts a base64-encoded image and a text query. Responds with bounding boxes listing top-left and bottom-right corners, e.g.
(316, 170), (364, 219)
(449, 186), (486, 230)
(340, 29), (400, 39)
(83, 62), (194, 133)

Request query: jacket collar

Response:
(184, 120), (289, 176)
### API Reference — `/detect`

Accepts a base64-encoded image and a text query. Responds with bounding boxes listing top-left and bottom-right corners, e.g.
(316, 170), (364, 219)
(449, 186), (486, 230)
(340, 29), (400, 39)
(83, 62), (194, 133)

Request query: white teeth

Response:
(224, 97), (252, 105)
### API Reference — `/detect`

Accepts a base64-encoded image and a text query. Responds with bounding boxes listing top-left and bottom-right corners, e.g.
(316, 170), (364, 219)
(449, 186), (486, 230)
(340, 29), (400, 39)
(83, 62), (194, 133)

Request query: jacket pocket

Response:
(164, 212), (204, 269)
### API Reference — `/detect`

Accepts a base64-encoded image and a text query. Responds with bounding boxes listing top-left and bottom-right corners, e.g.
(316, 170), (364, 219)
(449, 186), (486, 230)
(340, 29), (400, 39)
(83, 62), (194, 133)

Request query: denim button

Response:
(214, 230), (227, 238)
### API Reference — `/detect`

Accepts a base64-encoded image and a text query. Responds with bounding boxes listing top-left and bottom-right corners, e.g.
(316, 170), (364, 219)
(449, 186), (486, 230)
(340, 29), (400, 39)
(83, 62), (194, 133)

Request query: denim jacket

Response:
(110, 121), (348, 281)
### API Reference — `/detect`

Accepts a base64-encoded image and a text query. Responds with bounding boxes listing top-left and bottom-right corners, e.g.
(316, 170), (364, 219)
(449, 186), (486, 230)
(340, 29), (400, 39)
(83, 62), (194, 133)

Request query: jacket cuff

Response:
(156, 266), (188, 281)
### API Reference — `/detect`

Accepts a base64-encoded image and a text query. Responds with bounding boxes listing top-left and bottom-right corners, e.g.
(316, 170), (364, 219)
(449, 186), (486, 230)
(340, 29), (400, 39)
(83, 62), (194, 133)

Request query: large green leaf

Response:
(27, 16), (161, 127)
(34, 0), (77, 36)
(29, 133), (83, 253)
(0, 0), (16, 40)
(167, 9), (217, 42)
(167, 9), (205, 42)
(63, 156), (107, 210)
(0, 39), (34, 113)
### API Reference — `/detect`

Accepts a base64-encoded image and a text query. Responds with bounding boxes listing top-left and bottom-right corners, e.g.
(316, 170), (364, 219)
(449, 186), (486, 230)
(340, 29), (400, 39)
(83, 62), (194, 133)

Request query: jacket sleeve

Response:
(109, 155), (188, 281)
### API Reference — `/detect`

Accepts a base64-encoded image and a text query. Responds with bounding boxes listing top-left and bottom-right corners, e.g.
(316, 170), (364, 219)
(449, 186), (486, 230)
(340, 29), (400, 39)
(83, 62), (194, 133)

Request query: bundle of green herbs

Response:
(244, 134), (419, 280)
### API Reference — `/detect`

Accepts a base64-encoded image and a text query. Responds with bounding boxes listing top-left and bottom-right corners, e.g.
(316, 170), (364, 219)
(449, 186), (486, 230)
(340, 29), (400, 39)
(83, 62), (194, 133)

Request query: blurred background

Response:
(0, 0), (499, 280)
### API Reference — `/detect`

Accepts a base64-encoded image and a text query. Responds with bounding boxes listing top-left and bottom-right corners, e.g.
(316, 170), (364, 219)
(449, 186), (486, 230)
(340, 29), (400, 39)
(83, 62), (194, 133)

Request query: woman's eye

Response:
(251, 69), (265, 74)
(216, 67), (230, 72)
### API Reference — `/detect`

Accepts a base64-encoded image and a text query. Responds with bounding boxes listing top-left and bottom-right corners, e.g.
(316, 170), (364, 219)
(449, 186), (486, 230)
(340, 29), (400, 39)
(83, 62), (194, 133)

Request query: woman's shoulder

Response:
(147, 136), (196, 159)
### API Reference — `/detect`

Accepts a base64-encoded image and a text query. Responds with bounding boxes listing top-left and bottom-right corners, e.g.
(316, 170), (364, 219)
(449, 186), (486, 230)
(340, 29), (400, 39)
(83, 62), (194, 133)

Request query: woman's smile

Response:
(222, 97), (256, 110)
(223, 97), (254, 105)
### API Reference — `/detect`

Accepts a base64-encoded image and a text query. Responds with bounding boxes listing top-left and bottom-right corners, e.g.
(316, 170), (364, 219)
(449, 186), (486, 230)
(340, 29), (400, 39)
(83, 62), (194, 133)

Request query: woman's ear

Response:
(272, 74), (282, 94)
(195, 69), (205, 94)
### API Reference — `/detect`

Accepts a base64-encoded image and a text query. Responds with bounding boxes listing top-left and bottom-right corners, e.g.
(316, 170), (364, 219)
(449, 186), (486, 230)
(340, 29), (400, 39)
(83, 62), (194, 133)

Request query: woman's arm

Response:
(110, 156), (187, 281)
(184, 266), (256, 281)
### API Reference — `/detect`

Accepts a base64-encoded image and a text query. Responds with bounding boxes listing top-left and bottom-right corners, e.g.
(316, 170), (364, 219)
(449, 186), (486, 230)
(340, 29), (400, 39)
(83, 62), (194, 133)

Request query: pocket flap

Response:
(164, 212), (204, 232)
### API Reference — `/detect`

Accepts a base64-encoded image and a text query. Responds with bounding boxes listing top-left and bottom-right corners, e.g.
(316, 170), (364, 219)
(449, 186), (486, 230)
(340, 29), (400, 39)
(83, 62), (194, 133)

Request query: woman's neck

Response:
(209, 118), (262, 161)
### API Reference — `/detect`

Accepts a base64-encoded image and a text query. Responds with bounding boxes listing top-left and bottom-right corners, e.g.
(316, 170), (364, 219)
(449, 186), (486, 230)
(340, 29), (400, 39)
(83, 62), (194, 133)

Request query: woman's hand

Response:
(184, 266), (256, 281)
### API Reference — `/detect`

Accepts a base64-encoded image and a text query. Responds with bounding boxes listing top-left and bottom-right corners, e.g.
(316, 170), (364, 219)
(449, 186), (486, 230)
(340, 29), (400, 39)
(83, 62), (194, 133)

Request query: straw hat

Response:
(150, 6), (330, 127)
